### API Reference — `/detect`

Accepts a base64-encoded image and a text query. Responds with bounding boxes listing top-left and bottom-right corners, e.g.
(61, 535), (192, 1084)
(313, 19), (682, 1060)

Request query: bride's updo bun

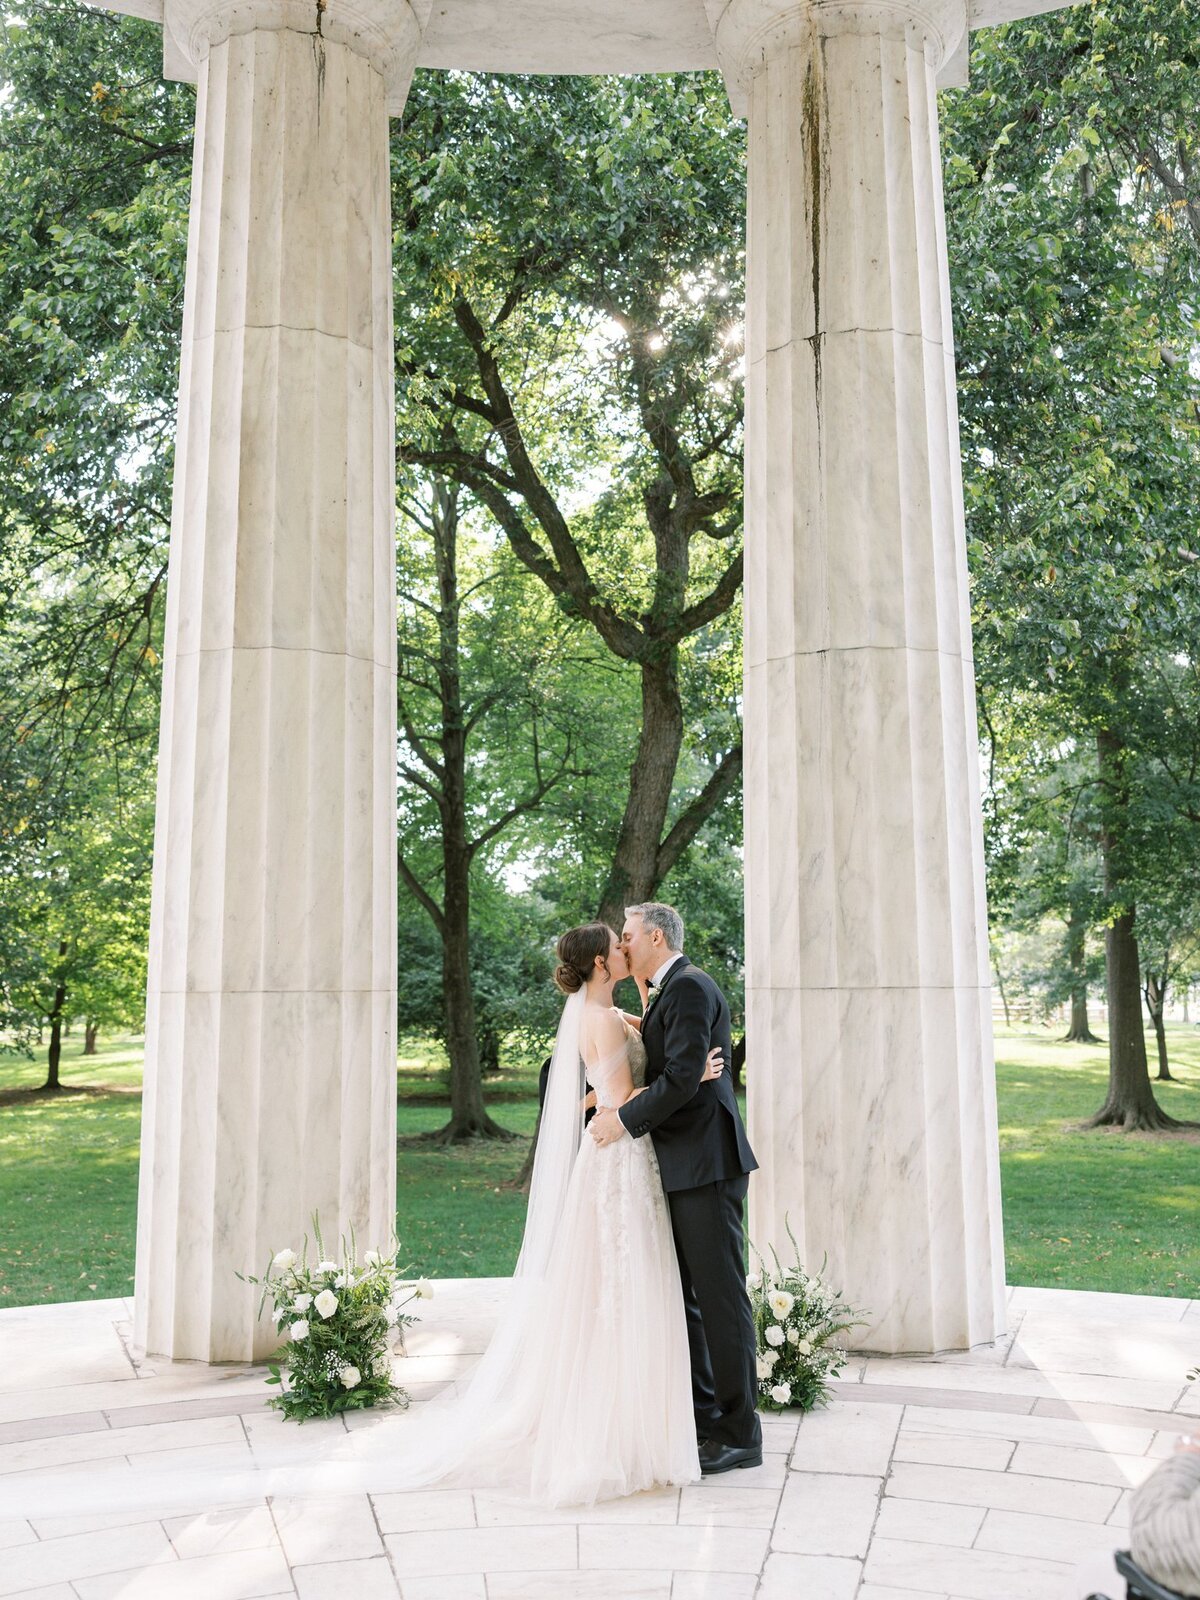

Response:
(554, 923), (616, 994)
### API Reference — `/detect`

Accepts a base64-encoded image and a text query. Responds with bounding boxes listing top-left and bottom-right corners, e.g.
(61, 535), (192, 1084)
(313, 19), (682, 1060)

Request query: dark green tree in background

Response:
(947, 0), (1200, 1128)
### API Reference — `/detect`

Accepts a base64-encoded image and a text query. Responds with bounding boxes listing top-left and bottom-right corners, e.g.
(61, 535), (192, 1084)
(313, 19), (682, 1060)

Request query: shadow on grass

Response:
(0, 1082), (142, 1109)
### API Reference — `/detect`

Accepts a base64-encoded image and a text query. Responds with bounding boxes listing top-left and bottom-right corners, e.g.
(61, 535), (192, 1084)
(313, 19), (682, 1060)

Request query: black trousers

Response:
(667, 1173), (761, 1451)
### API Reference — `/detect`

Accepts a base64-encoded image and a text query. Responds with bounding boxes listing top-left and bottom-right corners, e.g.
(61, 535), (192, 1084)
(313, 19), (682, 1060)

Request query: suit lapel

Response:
(643, 957), (691, 1033)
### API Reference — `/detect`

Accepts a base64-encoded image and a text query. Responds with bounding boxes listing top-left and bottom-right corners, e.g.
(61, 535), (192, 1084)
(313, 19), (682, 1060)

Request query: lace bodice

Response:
(585, 1012), (647, 1108)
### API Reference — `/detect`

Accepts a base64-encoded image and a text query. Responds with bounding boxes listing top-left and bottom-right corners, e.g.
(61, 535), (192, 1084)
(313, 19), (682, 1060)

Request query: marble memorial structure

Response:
(90, 0), (1080, 1361)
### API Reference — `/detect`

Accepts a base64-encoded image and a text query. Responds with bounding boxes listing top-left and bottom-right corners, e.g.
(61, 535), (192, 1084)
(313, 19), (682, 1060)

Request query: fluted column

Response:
(135, 0), (419, 1361)
(713, 0), (1006, 1351)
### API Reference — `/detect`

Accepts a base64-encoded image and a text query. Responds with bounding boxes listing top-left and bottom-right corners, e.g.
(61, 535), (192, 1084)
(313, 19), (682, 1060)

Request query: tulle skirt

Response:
(517, 1127), (701, 1505)
(391, 1125), (700, 1508)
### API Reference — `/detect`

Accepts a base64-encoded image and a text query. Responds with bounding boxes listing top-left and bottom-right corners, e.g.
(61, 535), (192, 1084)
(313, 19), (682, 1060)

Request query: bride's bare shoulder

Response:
(580, 1003), (627, 1054)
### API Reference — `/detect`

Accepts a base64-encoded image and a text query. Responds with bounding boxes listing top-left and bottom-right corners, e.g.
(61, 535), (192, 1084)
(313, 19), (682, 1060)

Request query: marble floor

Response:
(1, 1283), (1197, 1599)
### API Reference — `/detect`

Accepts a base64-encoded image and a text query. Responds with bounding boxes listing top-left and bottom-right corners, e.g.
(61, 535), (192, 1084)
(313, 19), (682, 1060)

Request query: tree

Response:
(944, 0), (1200, 1128)
(0, 2), (188, 762)
(395, 475), (587, 1139)
(393, 72), (745, 926)
(0, 736), (153, 1087)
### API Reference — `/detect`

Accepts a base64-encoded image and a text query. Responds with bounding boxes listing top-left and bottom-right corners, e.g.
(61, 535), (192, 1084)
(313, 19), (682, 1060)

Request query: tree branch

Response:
(654, 742), (743, 884)
(451, 294), (644, 659)
(674, 551), (744, 640)
(398, 852), (445, 935)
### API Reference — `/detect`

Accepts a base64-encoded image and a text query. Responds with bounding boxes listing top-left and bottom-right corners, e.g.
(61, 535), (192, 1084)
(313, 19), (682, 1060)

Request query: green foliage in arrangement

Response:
(243, 1232), (429, 1421)
(749, 1231), (863, 1413)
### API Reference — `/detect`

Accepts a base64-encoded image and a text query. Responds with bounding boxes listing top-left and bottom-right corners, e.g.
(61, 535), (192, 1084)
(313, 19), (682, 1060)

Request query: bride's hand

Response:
(701, 1047), (724, 1083)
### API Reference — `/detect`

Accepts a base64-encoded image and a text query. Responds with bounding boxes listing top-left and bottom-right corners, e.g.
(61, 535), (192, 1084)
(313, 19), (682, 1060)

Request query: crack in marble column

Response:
(715, 0), (1007, 1354)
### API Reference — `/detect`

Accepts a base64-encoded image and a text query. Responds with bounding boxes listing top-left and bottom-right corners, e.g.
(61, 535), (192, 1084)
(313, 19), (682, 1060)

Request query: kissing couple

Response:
(390, 901), (761, 1508)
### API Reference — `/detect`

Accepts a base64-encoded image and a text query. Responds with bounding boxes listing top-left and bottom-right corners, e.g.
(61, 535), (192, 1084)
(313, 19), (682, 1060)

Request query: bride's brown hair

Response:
(554, 923), (616, 994)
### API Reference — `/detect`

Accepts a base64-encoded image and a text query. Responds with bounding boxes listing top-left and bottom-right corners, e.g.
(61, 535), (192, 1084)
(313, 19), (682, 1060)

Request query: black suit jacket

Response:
(618, 957), (757, 1192)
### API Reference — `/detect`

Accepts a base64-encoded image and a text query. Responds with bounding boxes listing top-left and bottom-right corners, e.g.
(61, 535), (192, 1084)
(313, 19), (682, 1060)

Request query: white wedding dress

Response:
(385, 996), (700, 1507)
(510, 1016), (700, 1503)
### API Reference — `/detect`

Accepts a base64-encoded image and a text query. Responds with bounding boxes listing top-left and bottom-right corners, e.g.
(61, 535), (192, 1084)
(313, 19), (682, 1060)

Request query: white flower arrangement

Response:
(750, 1225), (865, 1413)
(242, 1222), (424, 1421)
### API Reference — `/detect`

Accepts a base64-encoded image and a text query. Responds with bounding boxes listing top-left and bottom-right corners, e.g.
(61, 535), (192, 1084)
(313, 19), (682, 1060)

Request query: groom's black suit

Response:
(618, 957), (761, 1453)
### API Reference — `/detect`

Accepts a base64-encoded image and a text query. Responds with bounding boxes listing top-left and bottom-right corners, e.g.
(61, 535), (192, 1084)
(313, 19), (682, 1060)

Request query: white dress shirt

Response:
(649, 953), (685, 991)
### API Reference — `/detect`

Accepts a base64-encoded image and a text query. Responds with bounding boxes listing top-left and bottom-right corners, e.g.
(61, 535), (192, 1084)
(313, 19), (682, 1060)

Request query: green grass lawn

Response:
(995, 1023), (1200, 1296)
(2, 1022), (1199, 1306)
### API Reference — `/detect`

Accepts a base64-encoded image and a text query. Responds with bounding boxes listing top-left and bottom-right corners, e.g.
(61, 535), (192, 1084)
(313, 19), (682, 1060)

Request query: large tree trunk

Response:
(992, 955), (1012, 1028)
(1143, 969), (1173, 1081)
(1062, 910), (1100, 1043)
(598, 655), (684, 927)
(432, 843), (509, 1142)
(83, 1021), (98, 1056)
(512, 1107), (540, 1194)
(419, 480), (512, 1144)
(1086, 730), (1190, 1131)
(42, 940), (69, 1092)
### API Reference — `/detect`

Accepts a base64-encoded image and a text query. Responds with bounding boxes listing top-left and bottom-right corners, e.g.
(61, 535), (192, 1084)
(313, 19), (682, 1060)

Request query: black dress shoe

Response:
(698, 1440), (763, 1475)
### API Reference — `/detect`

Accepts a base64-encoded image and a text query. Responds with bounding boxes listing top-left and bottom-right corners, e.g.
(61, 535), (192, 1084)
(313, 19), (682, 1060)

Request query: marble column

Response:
(134, 0), (420, 1362)
(712, 0), (1007, 1351)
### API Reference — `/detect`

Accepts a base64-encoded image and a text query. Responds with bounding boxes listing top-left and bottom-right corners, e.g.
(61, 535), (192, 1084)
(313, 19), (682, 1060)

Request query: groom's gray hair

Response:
(626, 902), (684, 953)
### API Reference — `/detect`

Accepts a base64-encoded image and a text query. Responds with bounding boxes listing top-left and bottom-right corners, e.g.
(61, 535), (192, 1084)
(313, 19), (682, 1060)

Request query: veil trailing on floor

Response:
(356, 987), (589, 1485)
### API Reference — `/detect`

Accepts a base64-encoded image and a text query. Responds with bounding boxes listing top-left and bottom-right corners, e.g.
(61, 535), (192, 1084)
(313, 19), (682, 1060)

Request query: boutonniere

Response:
(642, 981), (661, 1019)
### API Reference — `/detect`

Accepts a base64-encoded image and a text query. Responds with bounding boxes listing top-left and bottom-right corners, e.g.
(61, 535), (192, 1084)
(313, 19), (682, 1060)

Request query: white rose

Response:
(797, 1338), (813, 1356)
(314, 1289), (339, 1319)
(271, 1249), (297, 1271)
(770, 1382), (792, 1406)
(765, 1325), (785, 1348)
(338, 1365), (361, 1389)
(746, 1270), (762, 1288)
(763, 1348), (779, 1369)
(290, 1318), (310, 1340)
(415, 1280), (433, 1300)
(768, 1290), (795, 1319)
(756, 1355), (772, 1380)
(293, 1292), (312, 1313)
(786, 1326), (800, 1345)
(316, 1260), (339, 1274)
(334, 1274), (349, 1289)
(363, 1250), (383, 1267)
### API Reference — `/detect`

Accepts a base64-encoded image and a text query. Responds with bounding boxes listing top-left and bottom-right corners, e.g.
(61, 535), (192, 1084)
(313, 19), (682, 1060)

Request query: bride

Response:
(389, 921), (724, 1506)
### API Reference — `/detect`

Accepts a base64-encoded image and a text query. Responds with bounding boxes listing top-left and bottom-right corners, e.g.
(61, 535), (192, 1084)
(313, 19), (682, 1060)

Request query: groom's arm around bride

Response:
(611, 956), (755, 1195)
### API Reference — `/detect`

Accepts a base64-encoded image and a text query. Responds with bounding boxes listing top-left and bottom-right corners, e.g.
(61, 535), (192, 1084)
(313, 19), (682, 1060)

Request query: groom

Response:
(589, 902), (762, 1474)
